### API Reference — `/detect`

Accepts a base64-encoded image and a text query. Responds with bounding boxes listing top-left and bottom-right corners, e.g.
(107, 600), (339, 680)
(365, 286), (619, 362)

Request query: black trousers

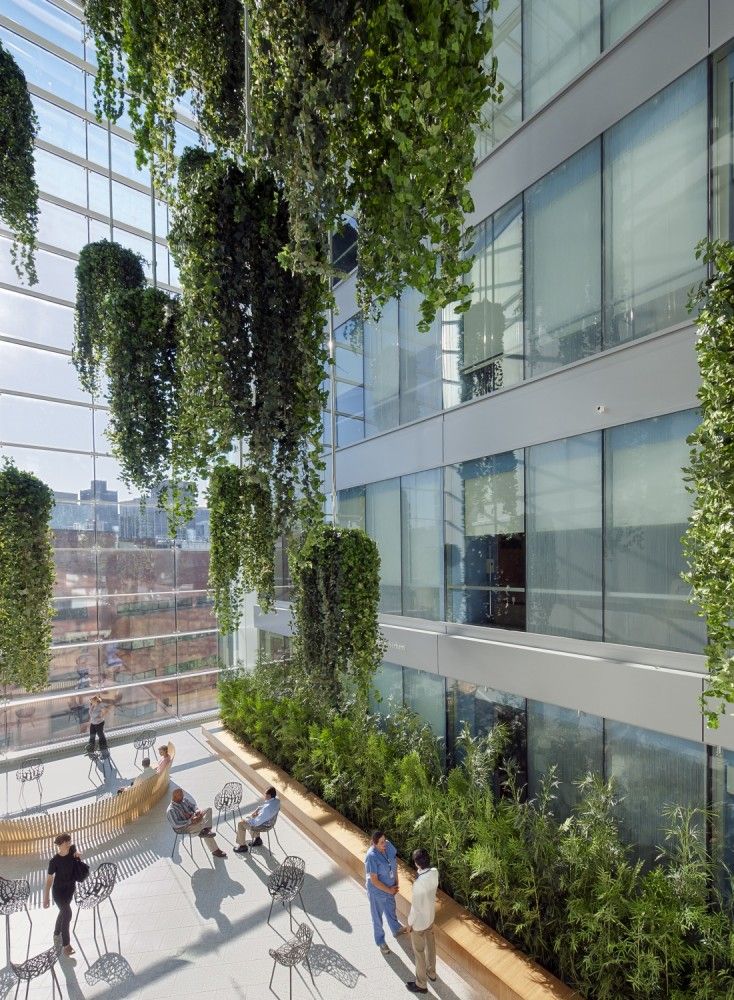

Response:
(53, 889), (74, 946)
(88, 721), (107, 751)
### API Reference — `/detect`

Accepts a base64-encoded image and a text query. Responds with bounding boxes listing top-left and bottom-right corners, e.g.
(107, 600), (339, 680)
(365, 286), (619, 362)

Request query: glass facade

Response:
(0, 2), (217, 752)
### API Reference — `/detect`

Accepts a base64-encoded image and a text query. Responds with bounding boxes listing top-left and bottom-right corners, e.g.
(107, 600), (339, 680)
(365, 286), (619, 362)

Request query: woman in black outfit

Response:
(43, 832), (89, 955)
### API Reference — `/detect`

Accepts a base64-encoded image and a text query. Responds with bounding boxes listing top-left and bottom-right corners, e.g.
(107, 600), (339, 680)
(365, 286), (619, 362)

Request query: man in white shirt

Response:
(234, 786), (280, 854)
(133, 758), (156, 785)
(406, 847), (439, 994)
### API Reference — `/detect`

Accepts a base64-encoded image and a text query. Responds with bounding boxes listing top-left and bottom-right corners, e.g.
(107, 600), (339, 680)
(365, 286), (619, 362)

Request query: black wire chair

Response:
(74, 862), (119, 952)
(251, 811), (283, 856)
(11, 946), (62, 999)
(0, 876), (32, 967)
(268, 923), (315, 1000)
(214, 781), (243, 832)
(267, 856), (307, 931)
(132, 730), (156, 767)
(15, 760), (43, 808)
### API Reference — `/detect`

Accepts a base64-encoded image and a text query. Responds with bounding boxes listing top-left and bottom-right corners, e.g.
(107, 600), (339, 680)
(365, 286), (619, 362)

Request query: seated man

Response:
(117, 757), (156, 794)
(167, 788), (227, 858)
(234, 786), (280, 854)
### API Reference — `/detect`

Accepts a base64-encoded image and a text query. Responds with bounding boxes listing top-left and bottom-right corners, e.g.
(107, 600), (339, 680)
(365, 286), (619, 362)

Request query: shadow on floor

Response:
(309, 942), (364, 988)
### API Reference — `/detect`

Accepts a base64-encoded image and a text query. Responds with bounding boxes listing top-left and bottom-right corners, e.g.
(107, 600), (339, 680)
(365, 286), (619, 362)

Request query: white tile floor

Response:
(0, 728), (486, 1000)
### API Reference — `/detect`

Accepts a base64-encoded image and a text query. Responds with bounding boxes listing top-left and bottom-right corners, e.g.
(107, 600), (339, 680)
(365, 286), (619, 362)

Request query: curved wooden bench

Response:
(0, 743), (176, 857)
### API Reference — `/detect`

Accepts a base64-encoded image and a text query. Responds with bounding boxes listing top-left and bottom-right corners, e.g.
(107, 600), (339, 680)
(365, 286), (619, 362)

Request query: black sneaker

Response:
(251, 836), (263, 847)
(234, 845), (248, 853)
(406, 984), (428, 995)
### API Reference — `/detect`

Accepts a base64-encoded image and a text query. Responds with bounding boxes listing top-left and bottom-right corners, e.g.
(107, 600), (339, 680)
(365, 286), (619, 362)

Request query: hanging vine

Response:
(169, 148), (328, 528)
(84, 0), (246, 185)
(290, 524), (384, 710)
(73, 240), (146, 394)
(684, 239), (734, 728)
(208, 463), (278, 632)
(0, 460), (55, 691)
(0, 39), (39, 284)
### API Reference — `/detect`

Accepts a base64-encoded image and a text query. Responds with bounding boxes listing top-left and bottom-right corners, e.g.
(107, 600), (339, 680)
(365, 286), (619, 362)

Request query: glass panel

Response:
(48, 645), (99, 696)
(176, 632), (219, 674)
(525, 141), (602, 377)
(3, 0), (84, 56)
(713, 43), (734, 242)
(526, 432), (602, 640)
(111, 180), (153, 233)
(0, 395), (92, 451)
(37, 199), (88, 255)
(399, 288), (442, 423)
(175, 549), (210, 592)
(0, 238), (76, 299)
(106, 678), (179, 726)
(54, 549), (97, 598)
(403, 666), (445, 742)
(0, 341), (87, 400)
(177, 671), (219, 716)
(476, 0), (522, 159)
(3, 691), (94, 751)
(605, 721), (706, 864)
(366, 478), (402, 613)
(364, 299), (399, 436)
(401, 469), (443, 620)
(604, 64), (708, 346)
(337, 486), (366, 531)
(604, 410), (705, 652)
(0, 28), (85, 106)
(0, 288), (74, 350)
(98, 593), (176, 643)
(176, 592), (216, 633)
(523, 0), (600, 116)
(113, 228), (153, 279)
(336, 415), (364, 447)
(51, 598), (97, 646)
(51, 501), (96, 541)
(97, 549), (175, 595)
(527, 700), (603, 818)
(31, 96), (86, 158)
(370, 661), (403, 716)
(257, 629), (293, 663)
(448, 681), (526, 791)
(111, 131), (150, 185)
(603, 0), (661, 47)
(711, 747), (734, 890)
(1, 444), (93, 496)
(109, 637), (177, 684)
(445, 452), (525, 628)
(460, 199), (523, 401)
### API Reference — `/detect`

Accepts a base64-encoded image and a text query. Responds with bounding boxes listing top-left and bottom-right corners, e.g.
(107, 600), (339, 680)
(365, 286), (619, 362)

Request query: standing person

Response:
(365, 830), (407, 954)
(43, 833), (89, 956)
(86, 695), (108, 754)
(234, 786), (280, 853)
(166, 788), (227, 858)
(405, 847), (439, 994)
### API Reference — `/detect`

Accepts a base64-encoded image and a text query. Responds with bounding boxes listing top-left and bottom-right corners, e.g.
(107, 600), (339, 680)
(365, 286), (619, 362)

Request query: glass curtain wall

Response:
(366, 479), (402, 613)
(713, 41), (734, 241)
(526, 701), (603, 816)
(0, 2), (217, 752)
(401, 470), (444, 620)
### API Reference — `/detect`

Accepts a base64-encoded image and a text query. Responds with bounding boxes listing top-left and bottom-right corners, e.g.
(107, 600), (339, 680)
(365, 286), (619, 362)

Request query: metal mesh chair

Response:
(11, 945), (61, 999)
(267, 856), (307, 930)
(15, 760), (43, 807)
(252, 811), (282, 856)
(0, 876), (32, 967)
(133, 730), (156, 767)
(87, 749), (112, 783)
(268, 923), (314, 1000)
(74, 862), (119, 950)
(214, 781), (243, 831)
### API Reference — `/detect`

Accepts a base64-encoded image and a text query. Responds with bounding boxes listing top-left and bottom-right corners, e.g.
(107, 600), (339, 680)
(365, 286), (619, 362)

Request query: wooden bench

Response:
(203, 722), (579, 1000)
(0, 743), (176, 857)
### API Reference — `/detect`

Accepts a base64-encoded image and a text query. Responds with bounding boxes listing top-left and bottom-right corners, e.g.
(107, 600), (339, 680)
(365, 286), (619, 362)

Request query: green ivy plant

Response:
(207, 463), (277, 632)
(73, 240), (146, 394)
(0, 459), (55, 691)
(684, 239), (734, 728)
(169, 148), (328, 527)
(290, 523), (384, 710)
(84, 0), (246, 186)
(0, 40), (39, 284)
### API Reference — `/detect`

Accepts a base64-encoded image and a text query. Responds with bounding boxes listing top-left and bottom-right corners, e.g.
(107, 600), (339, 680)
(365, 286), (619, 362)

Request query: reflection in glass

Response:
(713, 43), (734, 241)
(603, 0), (661, 46)
(526, 433), (602, 640)
(258, 629), (292, 663)
(337, 486), (366, 531)
(366, 479), (402, 613)
(403, 667), (446, 742)
(398, 288), (442, 423)
(604, 410), (705, 652)
(476, 0), (522, 158)
(364, 300), (399, 436)
(98, 593), (176, 643)
(445, 452), (525, 628)
(604, 64), (707, 347)
(448, 681), (526, 793)
(334, 315), (364, 446)
(401, 469), (443, 620)
(0, 287), (74, 350)
(369, 661), (403, 716)
(98, 549), (175, 595)
(527, 701), (603, 818)
(523, 0), (599, 116)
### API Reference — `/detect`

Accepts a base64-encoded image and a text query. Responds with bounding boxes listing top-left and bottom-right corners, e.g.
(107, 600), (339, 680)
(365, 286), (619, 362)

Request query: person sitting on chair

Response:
(234, 786), (280, 854)
(155, 744), (172, 775)
(167, 788), (227, 858)
(117, 757), (156, 794)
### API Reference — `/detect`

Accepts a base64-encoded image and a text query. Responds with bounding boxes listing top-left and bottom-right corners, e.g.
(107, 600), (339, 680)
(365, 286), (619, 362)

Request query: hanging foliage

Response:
(684, 239), (734, 728)
(73, 239), (146, 394)
(208, 463), (277, 632)
(0, 460), (55, 691)
(290, 524), (383, 710)
(169, 148), (328, 527)
(84, 0), (246, 185)
(101, 286), (180, 496)
(0, 39), (39, 284)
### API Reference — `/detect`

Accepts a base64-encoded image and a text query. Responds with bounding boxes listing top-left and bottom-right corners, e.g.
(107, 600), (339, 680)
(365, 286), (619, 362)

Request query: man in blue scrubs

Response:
(365, 829), (407, 954)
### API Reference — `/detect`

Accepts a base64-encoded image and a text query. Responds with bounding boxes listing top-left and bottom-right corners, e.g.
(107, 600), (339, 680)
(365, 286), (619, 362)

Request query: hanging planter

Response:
(169, 148), (327, 528)
(290, 523), (383, 710)
(684, 239), (734, 728)
(0, 460), (55, 691)
(84, 0), (247, 185)
(0, 39), (39, 284)
(208, 463), (277, 633)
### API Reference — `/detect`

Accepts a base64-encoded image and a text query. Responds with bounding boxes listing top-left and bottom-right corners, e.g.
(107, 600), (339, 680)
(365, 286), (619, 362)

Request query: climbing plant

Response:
(0, 460), (55, 691)
(169, 148), (328, 527)
(0, 39), (39, 284)
(208, 463), (277, 632)
(84, 0), (246, 185)
(684, 239), (734, 727)
(290, 524), (383, 710)
(73, 240), (146, 394)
